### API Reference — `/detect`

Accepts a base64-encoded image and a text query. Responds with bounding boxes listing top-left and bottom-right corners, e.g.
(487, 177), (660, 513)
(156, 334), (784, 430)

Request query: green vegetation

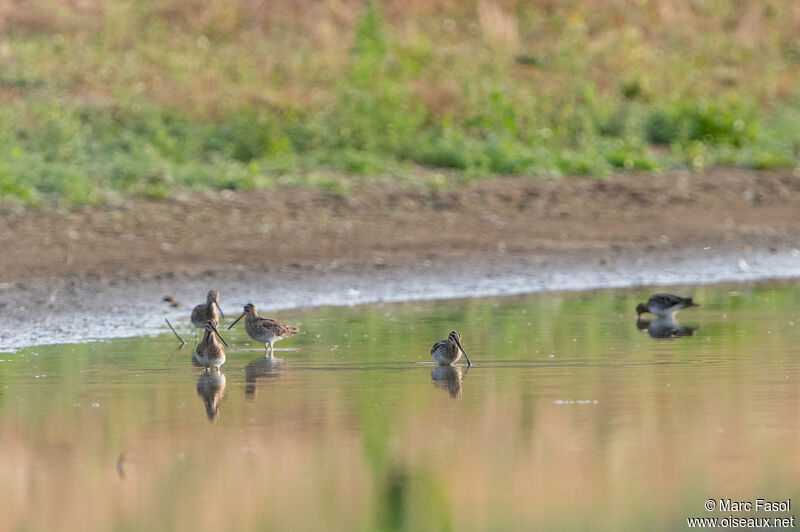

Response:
(1, 1), (800, 204)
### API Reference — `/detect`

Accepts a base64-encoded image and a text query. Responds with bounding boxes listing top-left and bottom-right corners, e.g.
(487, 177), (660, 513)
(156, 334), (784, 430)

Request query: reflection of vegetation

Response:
(1, 281), (800, 529)
(2, 2), (800, 204)
(378, 466), (407, 531)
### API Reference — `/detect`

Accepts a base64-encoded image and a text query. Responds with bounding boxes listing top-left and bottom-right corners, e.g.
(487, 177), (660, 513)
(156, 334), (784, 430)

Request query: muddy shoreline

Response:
(1, 168), (799, 348)
(1, 247), (799, 349)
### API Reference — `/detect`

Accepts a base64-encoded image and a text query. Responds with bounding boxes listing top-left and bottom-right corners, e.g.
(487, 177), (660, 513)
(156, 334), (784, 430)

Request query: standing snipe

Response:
(194, 319), (228, 369)
(229, 303), (303, 357)
(191, 290), (224, 339)
(431, 331), (472, 366)
(636, 294), (699, 319)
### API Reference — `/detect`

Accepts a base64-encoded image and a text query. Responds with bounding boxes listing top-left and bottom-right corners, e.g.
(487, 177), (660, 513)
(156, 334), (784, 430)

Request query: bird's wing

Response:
(277, 324), (302, 336)
(190, 304), (205, 321)
(649, 293), (686, 307)
(259, 318), (301, 336)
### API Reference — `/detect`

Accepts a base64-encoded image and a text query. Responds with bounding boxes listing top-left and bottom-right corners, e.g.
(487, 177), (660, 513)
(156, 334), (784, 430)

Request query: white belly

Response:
(195, 352), (225, 368)
(652, 304), (683, 318)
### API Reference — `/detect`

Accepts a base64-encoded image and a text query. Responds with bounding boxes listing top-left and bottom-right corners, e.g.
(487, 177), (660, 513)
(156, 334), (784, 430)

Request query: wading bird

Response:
(194, 319), (228, 369)
(228, 303), (303, 357)
(636, 294), (699, 319)
(431, 331), (472, 366)
(191, 290), (224, 339)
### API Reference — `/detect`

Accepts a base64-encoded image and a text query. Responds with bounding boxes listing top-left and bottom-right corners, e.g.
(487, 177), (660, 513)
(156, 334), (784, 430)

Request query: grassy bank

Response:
(2, 0), (800, 204)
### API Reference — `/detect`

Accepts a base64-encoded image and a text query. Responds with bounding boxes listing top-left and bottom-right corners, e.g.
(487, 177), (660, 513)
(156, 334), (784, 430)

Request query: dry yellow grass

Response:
(1, 1), (799, 204)
(3, 0), (799, 117)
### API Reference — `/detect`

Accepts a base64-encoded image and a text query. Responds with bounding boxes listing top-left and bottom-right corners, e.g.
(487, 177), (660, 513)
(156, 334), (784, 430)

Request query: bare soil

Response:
(1, 168), (799, 286)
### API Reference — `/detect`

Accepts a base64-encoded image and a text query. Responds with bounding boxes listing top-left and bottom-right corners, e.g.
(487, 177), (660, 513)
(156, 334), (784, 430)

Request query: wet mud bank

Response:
(2, 246), (798, 348)
(2, 168), (799, 347)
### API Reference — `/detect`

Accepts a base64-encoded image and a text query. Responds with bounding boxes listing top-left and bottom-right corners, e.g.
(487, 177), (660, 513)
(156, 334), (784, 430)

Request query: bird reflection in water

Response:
(431, 365), (469, 399)
(637, 317), (697, 339)
(196, 370), (226, 422)
(244, 356), (281, 399)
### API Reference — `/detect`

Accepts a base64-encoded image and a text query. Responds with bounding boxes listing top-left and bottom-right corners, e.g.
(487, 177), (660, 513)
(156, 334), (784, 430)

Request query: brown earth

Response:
(1, 167), (799, 285)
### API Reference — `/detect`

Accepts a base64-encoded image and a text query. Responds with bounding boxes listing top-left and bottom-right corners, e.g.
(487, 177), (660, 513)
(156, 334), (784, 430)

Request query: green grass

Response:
(1, 1), (800, 204)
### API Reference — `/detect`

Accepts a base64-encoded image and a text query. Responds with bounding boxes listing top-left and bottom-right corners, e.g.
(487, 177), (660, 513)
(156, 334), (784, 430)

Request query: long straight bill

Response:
(228, 313), (245, 330)
(211, 324), (229, 347)
(454, 337), (472, 366)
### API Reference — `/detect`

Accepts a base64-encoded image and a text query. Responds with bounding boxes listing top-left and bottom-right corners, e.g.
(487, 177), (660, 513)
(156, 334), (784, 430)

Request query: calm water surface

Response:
(1, 282), (799, 530)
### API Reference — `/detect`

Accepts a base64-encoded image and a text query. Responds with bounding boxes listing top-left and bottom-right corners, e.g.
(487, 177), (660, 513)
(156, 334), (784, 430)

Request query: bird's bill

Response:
(210, 323), (229, 347)
(453, 337), (472, 367)
(228, 313), (245, 330)
(213, 300), (225, 319)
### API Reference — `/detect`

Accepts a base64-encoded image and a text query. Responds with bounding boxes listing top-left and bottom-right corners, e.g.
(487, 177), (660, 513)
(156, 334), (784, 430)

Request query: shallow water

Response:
(1, 282), (799, 530)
